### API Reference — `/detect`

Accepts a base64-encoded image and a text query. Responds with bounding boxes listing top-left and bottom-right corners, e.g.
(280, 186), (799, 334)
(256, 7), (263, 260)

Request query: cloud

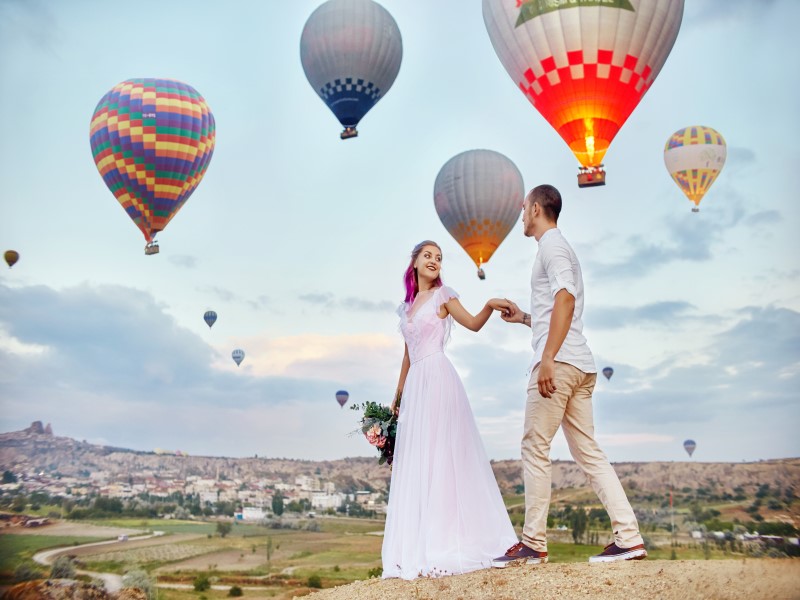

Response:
(586, 301), (698, 330)
(726, 146), (757, 170)
(298, 293), (394, 313)
(686, 0), (781, 26)
(0, 0), (58, 53)
(168, 255), (198, 269)
(196, 286), (271, 309)
(0, 283), (797, 462)
(585, 188), (746, 279)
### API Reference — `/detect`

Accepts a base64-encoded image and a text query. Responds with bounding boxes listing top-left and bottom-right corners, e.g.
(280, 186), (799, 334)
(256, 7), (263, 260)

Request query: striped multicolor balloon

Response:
(89, 79), (215, 246)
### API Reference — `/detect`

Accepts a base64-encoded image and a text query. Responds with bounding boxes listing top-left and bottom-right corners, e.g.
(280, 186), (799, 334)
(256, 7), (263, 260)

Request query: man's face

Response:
(521, 197), (536, 238)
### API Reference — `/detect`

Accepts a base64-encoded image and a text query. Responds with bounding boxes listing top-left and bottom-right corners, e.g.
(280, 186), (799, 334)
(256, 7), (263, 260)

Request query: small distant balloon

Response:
(335, 390), (349, 408)
(232, 349), (245, 367)
(664, 126), (726, 212)
(683, 439), (696, 457)
(4, 250), (19, 268)
(204, 311), (217, 328)
(602, 367), (614, 381)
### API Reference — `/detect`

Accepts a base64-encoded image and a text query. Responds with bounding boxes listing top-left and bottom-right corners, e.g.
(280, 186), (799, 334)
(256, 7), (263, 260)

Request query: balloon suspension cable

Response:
(577, 164), (606, 188)
(340, 126), (358, 140)
(144, 240), (160, 255)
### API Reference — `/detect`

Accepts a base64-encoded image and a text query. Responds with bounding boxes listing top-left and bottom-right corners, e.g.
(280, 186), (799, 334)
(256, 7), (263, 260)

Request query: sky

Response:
(0, 0), (798, 464)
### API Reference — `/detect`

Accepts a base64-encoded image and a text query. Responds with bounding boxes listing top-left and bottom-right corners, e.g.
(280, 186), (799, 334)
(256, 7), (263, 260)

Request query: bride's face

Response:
(415, 245), (442, 284)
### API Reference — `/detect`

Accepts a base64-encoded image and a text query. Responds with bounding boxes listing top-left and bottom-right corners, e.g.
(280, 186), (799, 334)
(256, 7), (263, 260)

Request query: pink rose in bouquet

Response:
(365, 424), (383, 446)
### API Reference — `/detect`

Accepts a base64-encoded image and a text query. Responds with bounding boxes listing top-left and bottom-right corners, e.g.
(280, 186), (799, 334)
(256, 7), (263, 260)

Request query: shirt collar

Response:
(538, 227), (560, 244)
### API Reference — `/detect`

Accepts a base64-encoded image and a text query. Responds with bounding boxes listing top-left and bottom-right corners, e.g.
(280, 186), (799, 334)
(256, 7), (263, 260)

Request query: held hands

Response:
(496, 299), (523, 323)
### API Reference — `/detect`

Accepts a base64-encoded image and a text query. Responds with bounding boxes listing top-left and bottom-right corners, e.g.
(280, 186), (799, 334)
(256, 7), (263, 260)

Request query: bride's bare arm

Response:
(391, 344), (410, 413)
(442, 297), (513, 332)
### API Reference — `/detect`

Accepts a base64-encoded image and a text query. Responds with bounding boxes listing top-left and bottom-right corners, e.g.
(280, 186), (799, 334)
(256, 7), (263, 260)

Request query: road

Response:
(33, 533), (160, 594)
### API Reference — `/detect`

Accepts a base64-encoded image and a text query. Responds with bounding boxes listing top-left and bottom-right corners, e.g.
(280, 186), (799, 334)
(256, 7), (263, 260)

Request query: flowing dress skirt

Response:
(381, 351), (517, 579)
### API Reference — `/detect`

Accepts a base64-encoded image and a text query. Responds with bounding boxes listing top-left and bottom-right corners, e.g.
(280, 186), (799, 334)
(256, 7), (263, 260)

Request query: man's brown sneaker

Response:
(491, 542), (548, 568)
(589, 542), (647, 563)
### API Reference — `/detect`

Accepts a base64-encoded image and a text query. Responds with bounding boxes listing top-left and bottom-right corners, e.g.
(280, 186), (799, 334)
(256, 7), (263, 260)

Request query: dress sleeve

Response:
(437, 285), (459, 305)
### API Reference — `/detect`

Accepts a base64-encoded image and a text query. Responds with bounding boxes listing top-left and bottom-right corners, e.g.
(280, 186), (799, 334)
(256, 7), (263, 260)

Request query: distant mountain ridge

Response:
(1, 422), (798, 495)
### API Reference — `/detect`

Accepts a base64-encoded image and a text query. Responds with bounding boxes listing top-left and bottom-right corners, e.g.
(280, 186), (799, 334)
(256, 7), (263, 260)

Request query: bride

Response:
(381, 240), (518, 579)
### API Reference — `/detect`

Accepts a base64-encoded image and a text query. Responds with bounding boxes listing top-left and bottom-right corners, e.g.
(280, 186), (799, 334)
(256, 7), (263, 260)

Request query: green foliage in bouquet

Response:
(351, 393), (401, 466)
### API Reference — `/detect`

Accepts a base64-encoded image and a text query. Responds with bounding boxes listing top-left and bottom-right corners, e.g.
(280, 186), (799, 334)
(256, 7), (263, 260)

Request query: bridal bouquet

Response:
(350, 394), (400, 466)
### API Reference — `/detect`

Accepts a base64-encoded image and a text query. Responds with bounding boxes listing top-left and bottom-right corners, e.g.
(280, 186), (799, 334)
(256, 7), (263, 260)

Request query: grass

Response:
(0, 534), (105, 580)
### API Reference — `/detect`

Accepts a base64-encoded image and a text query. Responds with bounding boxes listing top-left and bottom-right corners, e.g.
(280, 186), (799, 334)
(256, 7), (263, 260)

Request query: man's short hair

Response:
(528, 184), (562, 222)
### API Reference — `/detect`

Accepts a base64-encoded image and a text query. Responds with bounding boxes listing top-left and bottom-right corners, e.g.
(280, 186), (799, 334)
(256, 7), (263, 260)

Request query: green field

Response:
(0, 534), (105, 577)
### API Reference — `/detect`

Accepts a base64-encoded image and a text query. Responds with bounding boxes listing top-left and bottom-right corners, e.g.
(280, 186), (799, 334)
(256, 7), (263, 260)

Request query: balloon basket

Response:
(577, 166), (606, 188)
(144, 242), (160, 255)
(340, 127), (358, 140)
(691, 207), (699, 213)
(477, 267), (486, 280)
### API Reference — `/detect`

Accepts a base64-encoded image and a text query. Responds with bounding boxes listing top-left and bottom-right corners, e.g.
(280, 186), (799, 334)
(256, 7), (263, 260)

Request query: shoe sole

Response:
(588, 549), (647, 563)
(491, 556), (548, 568)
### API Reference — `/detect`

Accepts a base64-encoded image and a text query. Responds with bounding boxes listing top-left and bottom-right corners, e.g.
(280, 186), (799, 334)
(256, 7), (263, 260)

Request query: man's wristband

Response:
(523, 313), (530, 326)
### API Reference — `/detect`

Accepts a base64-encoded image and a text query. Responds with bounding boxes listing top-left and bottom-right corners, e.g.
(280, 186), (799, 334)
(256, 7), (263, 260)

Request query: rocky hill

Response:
(1, 422), (798, 498)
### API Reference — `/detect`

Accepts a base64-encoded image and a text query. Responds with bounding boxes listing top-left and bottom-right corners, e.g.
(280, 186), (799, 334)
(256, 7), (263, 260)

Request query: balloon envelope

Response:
(4, 250), (19, 268)
(434, 149), (524, 273)
(602, 367), (614, 381)
(683, 439), (696, 457)
(335, 390), (349, 407)
(483, 0), (684, 169)
(204, 311), (217, 328)
(664, 126), (726, 211)
(232, 349), (245, 367)
(89, 79), (216, 245)
(300, 0), (402, 138)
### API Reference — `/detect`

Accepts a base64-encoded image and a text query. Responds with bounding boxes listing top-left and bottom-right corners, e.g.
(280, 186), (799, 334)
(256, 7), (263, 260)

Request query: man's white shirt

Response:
(529, 228), (596, 374)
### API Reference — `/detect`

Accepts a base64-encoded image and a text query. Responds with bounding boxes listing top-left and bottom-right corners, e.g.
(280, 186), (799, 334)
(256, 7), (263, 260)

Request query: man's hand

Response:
(499, 299), (523, 323)
(537, 357), (557, 398)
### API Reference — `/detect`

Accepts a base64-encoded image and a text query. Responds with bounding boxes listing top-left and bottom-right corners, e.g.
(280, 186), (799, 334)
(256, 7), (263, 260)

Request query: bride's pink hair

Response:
(404, 240), (443, 303)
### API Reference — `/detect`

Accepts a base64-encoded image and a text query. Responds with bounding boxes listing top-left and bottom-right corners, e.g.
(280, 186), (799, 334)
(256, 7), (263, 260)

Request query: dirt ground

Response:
(298, 559), (800, 600)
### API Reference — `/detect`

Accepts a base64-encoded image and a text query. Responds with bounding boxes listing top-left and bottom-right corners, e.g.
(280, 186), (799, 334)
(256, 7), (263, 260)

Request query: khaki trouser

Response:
(521, 361), (643, 551)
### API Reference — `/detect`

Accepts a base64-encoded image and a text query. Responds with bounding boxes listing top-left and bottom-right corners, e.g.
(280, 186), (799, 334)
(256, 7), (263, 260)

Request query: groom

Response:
(492, 184), (646, 566)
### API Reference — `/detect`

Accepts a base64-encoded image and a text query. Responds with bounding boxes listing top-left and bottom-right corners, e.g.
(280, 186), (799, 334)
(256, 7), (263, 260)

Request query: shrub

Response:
(194, 574), (211, 591)
(50, 556), (76, 579)
(307, 574), (322, 588)
(228, 585), (243, 596)
(122, 569), (156, 600)
(14, 563), (43, 582)
(367, 566), (383, 578)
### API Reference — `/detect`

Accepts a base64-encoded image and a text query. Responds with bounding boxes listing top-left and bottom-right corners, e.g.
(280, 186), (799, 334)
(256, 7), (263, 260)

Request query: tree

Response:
(122, 569), (156, 600)
(194, 574), (211, 591)
(570, 508), (588, 544)
(307, 574), (322, 589)
(272, 492), (284, 516)
(216, 521), (233, 538)
(3, 470), (17, 484)
(11, 496), (26, 513)
(50, 556), (76, 579)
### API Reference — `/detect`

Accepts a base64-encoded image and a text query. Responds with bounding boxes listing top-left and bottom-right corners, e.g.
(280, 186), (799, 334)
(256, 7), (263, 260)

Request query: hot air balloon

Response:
(203, 311), (217, 328)
(683, 439), (696, 457)
(4, 250), (19, 268)
(232, 349), (245, 367)
(300, 0), (402, 140)
(483, 0), (684, 187)
(335, 390), (349, 408)
(664, 126), (726, 212)
(89, 79), (216, 254)
(434, 149), (524, 279)
(602, 367), (614, 381)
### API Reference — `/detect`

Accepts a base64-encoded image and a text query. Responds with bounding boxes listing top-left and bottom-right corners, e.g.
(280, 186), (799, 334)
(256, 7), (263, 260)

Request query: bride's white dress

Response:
(382, 285), (517, 580)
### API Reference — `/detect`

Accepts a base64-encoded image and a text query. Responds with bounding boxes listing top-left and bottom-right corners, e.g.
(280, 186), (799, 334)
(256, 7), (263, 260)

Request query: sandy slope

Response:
(299, 559), (800, 600)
